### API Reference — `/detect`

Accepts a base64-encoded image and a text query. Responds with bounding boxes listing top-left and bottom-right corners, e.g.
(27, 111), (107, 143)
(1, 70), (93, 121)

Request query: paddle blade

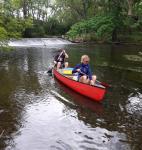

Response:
(100, 82), (110, 88)
(47, 68), (52, 73)
(96, 80), (110, 88)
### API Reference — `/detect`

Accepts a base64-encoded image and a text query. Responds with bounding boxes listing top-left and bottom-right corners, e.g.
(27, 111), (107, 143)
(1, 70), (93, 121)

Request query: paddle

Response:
(47, 63), (54, 73)
(95, 80), (110, 88)
(78, 70), (110, 88)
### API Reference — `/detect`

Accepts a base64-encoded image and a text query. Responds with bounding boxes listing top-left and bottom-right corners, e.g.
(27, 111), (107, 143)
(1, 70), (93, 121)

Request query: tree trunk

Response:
(127, 0), (133, 16)
(82, 0), (87, 19)
(23, 0), (28, 18)
(112, 28), (117, 42)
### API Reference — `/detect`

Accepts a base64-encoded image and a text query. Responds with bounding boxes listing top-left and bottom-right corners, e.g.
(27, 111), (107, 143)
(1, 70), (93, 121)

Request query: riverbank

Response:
(64, 32), (142, 45)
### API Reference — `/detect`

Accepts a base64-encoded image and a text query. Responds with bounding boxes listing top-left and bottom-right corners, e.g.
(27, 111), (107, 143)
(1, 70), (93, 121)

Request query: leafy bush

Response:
(0, 27), (8, 40)
(67, 14), (115, 41)
(0, 26), (8, 47)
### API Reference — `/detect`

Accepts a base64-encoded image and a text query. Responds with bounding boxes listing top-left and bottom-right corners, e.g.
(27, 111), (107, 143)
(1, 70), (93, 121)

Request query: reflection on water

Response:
(124, 54), (142, 62)
(0, 39), (142, 150)
(54, 79), (104, 115)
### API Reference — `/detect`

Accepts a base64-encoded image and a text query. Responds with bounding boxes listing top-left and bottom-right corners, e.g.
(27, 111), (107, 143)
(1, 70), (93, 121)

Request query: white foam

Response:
(8, 38), (72, 47)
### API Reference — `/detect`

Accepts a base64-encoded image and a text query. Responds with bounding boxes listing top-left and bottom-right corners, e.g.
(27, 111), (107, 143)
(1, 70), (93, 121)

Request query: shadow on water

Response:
(54, 78), (104, 115)
(51, 79), (132, 150)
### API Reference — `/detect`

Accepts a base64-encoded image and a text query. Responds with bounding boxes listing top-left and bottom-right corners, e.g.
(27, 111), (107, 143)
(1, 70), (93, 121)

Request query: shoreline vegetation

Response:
(0, 0), (142, 47)
(63, 34), (142, 45)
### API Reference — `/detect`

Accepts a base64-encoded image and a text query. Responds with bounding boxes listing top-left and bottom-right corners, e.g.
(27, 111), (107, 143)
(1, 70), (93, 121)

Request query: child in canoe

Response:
(72, 55), (96, 85)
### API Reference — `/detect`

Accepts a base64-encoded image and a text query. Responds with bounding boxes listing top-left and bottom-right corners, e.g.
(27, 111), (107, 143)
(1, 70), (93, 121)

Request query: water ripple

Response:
(126, 92), (142, 116)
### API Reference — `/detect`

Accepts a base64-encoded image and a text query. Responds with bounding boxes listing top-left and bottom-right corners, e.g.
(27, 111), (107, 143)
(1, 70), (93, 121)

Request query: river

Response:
(0, 38), (142, 150)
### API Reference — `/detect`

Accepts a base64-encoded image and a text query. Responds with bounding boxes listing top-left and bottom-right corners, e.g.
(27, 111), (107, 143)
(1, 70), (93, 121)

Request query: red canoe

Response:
(53, 69), (106, 102)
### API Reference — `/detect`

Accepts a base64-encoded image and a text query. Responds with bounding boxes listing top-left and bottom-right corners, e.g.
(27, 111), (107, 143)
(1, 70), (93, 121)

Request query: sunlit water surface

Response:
(0, 38), (142, 150)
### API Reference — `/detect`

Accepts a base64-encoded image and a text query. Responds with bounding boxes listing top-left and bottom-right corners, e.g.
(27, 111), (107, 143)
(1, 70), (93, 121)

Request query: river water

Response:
(0, 38), (142, 150)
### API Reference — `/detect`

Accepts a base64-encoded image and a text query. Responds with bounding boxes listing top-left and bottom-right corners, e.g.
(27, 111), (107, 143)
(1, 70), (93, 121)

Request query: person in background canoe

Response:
(54, 49), (69, 70)
(72, 55), (96, 85)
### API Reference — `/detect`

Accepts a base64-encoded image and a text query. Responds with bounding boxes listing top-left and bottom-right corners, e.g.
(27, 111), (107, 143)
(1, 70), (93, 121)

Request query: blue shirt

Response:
(72, 63), (92, 80)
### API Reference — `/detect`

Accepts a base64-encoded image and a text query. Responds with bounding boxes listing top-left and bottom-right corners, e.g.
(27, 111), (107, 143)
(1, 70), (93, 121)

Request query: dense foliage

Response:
(66, 0), (142, 42)
(67, 15), (115, 41)
(0, 0), (72, 41)
(0, 0), (142, 44)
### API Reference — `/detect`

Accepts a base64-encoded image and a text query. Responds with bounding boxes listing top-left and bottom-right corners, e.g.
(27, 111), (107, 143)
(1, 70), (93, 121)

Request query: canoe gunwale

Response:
(53, 69), (106, 101)
(53, 69), (106, 90)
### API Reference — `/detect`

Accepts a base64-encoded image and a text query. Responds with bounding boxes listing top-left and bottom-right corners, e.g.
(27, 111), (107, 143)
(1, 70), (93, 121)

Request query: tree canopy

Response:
(0, 0), (142, 43)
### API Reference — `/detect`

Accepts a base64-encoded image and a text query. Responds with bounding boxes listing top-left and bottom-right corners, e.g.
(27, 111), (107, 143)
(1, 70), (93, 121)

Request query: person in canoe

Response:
(54, 49), (69, 70)
(72, 55), (96, 85)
